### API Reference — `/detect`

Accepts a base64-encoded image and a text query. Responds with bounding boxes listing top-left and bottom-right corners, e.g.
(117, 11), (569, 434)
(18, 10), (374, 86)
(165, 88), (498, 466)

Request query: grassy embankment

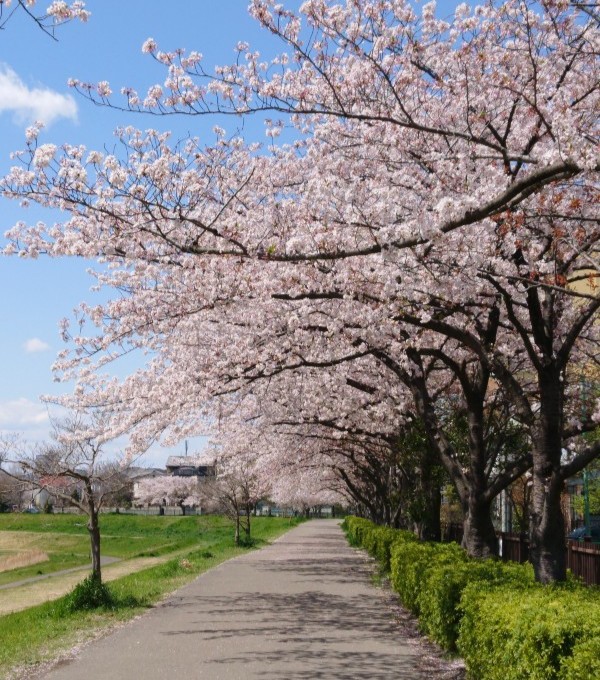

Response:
(0, 513), (302, 678)
(0, 513), (210, 587)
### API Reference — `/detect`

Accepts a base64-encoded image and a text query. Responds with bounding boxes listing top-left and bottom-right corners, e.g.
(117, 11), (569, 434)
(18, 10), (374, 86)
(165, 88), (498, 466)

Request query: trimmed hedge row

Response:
(342, 517), (600, 680)
(458, 583), (600, 680)
(344, 515), (416, 571)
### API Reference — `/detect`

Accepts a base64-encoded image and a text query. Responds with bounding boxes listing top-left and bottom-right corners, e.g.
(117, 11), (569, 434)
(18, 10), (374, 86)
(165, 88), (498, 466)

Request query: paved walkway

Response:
(43, 520), (425, 679)
(0, 555), (169, 615)
(0, 556), (120, 592)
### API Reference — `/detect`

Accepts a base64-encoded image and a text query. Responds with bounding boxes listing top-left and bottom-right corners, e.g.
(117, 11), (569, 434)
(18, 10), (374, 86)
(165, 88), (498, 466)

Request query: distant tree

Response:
(0, 435), (24, 511)
(0, 470), (21, 511)
(206, 453), (269, 545)
(1, 415), (129, 583)
(134, 475), (205, 515)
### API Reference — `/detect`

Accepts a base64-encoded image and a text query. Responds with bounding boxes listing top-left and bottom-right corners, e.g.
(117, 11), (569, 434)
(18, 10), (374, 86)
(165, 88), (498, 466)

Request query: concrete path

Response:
(44, 520), (426, 679)
(0, 556), (121, 592)
(0, 555), (169, 615)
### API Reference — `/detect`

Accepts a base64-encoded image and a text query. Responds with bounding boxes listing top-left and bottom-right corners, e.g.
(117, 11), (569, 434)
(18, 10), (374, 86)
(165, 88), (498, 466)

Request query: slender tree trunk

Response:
(234, 515), (240, 546)
(412, 447), (442, 541)
(383, 501), (391, 527)
(245, 503), (251, 538)
(415, 481), (442, 541)
(87, 507), (102, 582)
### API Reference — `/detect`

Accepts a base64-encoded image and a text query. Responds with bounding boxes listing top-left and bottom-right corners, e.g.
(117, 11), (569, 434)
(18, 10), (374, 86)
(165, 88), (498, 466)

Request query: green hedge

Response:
(562, 636), (600, 680)
(457, 584), (600, 680)
(418, 557), (533, 651)
(342, 517), (598, 679)
(343, 516), (415, 571)
(390, 539), (451, 615)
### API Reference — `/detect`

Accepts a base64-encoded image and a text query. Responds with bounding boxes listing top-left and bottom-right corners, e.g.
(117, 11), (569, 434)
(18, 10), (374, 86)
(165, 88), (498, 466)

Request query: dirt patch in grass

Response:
(0, 556), (166, 615)
(0, 531), (86, 553)
(0, 551), (49, 573)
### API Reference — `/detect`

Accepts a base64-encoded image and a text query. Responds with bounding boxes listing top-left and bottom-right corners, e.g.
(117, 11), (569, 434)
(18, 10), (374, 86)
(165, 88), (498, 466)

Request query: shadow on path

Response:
(43, 520), (430, 680)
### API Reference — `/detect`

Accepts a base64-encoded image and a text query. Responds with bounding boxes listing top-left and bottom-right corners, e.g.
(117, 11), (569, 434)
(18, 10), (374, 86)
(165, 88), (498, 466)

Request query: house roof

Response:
(125, 467), (166, 480)
(165, 456), (215, 468)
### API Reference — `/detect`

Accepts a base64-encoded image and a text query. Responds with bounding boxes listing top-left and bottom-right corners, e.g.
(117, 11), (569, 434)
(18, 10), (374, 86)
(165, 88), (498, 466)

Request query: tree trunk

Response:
(234, 514), (240, 546)
(415, 482), (442, 541)
(87, 509), (102, 582)
(529, 470), (565, 582)
(529, 371), (566, 582)
(245, 503), (251, 538)
(461, 495), (497, 558)
(411, 447), (442, 541)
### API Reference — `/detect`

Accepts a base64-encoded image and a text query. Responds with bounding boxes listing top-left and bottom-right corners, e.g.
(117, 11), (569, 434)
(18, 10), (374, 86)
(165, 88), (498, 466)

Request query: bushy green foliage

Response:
(374, 526), (415, 571)
(344, 516), (599, 679)
(457, 583), (600, 680)
(342, 516), (416, 571)
(342, 516), (374, 546)
(391, 539), (467, 616)
(59, 574), (114, 613)
(562, 636), (600, 680)
(419, 558), (534, 651)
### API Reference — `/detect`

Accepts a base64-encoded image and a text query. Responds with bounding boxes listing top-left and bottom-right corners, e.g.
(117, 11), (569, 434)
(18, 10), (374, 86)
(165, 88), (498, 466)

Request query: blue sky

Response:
(0, 0), (458, 465)
(0, 0), (274, 464)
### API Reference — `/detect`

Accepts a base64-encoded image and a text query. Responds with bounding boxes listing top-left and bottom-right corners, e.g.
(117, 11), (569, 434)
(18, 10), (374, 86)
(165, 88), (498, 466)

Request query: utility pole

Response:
(583, 468), (591, 538)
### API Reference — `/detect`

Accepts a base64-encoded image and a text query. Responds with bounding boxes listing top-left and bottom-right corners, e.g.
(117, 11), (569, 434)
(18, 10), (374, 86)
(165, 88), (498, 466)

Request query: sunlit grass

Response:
(0, 514), (236, 586)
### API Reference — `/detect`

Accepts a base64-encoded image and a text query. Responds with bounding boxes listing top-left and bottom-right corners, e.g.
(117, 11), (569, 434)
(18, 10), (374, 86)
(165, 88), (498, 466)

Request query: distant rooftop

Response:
(125, 467), (166, 480)
(166, 455), (215, 468)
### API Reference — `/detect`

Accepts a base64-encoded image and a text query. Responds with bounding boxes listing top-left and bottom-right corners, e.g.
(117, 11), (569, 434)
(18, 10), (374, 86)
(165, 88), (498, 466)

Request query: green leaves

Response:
(344, 516), (598, 678)
(457, 585), (600, 680)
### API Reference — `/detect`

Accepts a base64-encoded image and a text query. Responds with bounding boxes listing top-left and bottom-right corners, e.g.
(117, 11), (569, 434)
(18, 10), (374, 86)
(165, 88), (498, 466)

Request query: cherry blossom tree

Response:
(0, 415), (127, 583)
(204, 449), (270, 545)
(2, 0), (599, 581)
(0, 1), (89, 37)
(134, 474), (207, 514)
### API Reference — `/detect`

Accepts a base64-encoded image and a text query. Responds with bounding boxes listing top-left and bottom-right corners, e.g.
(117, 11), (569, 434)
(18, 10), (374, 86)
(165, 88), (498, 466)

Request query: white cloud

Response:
(24, 337), (50, 353)
(0, 64), (77, 126)
(0, 398), (49, 427)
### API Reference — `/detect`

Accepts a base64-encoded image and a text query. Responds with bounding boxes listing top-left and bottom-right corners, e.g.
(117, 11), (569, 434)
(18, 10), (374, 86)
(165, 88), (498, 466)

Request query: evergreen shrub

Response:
(418, 557), (533, 651)
(343, 517), (600, 679)
(457, 583), (600, 680)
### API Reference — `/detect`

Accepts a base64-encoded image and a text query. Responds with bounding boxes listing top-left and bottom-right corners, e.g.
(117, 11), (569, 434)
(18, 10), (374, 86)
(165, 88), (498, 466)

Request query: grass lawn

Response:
(0, 513), (230, 586)
(0, 514), (302, 679)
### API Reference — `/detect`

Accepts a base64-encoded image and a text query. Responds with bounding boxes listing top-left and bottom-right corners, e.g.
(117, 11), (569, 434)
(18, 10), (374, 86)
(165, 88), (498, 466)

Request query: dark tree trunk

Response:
(245, 504), (251, 538)
(529, 469), (566, 582)
(461, 494), (497, 558)
(415, 481), (442, 541)
(411, 445), (442, 541)
(529, 370), (567, 582)
(234, 515), (240, 546)
(87, 508), (102, 582)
